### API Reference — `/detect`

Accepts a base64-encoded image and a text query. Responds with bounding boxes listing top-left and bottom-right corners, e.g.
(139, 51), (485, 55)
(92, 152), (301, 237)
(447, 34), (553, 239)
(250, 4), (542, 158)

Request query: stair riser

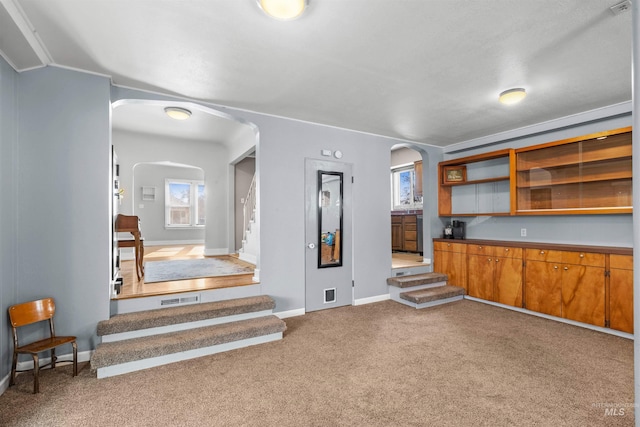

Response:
(96, 332), (283, 379)
(393, 295), (463, 309)
(102, 309), (274, 343)
(388, 281), (447, 301)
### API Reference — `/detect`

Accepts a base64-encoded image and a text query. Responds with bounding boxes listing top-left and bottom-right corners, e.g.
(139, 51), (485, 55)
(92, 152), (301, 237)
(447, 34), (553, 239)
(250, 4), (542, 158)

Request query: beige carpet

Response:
(0, 300), (633, 426)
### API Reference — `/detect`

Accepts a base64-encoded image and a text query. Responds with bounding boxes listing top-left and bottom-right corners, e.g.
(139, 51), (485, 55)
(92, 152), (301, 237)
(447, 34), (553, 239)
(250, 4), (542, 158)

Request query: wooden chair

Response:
(8, 298), (77, 393)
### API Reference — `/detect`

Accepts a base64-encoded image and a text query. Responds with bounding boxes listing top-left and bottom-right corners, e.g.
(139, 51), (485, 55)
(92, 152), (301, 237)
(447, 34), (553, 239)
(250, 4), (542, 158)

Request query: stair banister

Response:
(243, 174), (256, 242)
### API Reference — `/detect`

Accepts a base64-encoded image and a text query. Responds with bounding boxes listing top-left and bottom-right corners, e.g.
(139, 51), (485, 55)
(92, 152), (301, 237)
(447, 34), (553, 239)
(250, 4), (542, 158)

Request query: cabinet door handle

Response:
(495, 259), (499, 262)
(488, 258), (492, 262)
(554, 265), (558, 269)
(579, 253), (584, 258)
(447, 243), (451, 247)
(504, 248), (509, 252)
(540, 251), (545, 255)
(564, 266), (569, 271)
(479, 246), (483, 250)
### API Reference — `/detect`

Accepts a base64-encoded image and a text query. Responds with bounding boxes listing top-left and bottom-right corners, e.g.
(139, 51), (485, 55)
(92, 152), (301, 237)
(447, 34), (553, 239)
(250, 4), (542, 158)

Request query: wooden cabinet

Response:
(610, 254), (633, 333)
(391, 216), (403, 251)
(414, 160), (423, 198)
(434, 241), (467, 291)
(525, 249), (605, 326)
(515, 127), (631, 215)
(438, 150), (513, 216)
(438, 126), (632, 217)
(391, 214), (419, 253)
(434, 239), (631, 333)
(468, 245), (522, 306)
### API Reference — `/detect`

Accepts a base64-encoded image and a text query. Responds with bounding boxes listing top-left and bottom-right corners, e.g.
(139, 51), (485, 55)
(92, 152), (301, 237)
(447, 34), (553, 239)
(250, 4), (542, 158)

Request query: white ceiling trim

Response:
(0, 0), (51, 65)
(443, 101), (632, 155)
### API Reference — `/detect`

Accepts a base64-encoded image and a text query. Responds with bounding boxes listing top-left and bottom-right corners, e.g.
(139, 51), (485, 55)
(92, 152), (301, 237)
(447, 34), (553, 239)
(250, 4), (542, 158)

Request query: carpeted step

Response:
(97, 295), (275, 337)
(387, 272), (448, 288)
(400, 285), (465, 305)
(91, 315), (287, 377)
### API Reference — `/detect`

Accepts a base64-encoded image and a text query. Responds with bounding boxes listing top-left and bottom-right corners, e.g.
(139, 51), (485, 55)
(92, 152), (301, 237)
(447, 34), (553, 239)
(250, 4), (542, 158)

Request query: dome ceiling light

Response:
(164, 107), (192, 120)
(499, 88), (527, 105)
(258, 0), (308, 20)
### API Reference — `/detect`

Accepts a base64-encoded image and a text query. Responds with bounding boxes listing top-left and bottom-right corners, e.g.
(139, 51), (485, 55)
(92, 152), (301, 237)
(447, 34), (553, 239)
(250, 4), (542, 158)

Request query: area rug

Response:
(144, 257), (254, 283)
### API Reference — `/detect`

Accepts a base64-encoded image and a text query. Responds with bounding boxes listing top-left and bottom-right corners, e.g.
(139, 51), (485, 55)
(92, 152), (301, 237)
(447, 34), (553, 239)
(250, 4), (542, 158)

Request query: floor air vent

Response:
(160, 295), (199, 306)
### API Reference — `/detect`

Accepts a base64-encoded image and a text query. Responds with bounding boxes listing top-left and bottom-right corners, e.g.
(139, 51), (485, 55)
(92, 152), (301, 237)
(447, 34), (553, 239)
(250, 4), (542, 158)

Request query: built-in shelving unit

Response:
(515, 127), (632, 215)
(438, 149), (514, 216)
(438, 127), (632, 217)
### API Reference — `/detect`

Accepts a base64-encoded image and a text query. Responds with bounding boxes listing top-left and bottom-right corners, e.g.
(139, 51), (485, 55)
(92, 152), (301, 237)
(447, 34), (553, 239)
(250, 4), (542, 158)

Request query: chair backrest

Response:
(8, 298), (56, 328)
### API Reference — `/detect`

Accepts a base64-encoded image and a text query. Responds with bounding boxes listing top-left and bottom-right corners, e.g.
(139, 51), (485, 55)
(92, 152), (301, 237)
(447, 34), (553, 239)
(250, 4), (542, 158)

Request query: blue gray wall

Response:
(0, 51), (18, 383)
(441, 113), (633, 247)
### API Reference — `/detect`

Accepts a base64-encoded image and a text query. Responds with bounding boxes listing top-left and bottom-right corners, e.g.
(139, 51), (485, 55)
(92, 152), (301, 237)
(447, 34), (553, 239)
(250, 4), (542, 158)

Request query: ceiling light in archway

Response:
(164, 107), (192, 120)
(499, 88), (527, 105)
(258, 0), (308, 20)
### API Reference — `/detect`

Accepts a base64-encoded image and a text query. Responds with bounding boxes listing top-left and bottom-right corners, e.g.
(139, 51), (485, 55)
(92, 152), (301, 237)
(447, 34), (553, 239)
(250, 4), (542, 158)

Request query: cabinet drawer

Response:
(403, 215), (417, 224)
(525, 248), (562, 263)
(434, 241), (467, 253)
(611, 254), (633, 270)
(404, 223), (417, 232)
(391, 215), (403, 224)
(561, 251), (605, 267)
(467, 244), (496, 256)
(404, 241), (417, 252)
(494, 246), (522, 259)
(404, 231), (417, 241)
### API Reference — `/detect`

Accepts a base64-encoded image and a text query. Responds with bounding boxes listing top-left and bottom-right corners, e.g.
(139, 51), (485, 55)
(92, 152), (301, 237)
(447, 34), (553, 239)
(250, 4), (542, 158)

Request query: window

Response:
(391, 166), (422, 209)
(165, 179), (205, 227)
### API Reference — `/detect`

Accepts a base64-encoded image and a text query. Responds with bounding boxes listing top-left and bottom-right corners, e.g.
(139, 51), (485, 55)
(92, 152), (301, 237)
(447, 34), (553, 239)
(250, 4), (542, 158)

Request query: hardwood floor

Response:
(114, 245), (258, 300)
(391, 251), (427, 269)
(115, 246), (422, 300)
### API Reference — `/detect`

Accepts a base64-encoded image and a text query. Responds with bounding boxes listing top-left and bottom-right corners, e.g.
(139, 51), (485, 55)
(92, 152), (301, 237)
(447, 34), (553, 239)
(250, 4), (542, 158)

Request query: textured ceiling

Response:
(0, 0), (633, 146)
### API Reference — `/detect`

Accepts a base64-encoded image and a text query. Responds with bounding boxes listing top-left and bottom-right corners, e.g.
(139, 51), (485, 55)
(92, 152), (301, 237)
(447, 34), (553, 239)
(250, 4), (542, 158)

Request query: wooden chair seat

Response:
(9, 298), (77, 393)
(16, 336), (77, 355)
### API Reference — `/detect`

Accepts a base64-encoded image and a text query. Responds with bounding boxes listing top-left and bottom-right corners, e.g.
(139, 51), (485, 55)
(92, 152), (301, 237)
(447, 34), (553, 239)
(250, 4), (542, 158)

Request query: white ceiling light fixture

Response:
(499, 88), (527, 105)
(258, 0), (308, 20)
(164, 107), (192, 120)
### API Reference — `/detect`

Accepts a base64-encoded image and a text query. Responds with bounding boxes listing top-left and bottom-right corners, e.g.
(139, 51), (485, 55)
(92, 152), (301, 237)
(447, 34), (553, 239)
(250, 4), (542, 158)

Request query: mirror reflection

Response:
(318, 171), (343, 268)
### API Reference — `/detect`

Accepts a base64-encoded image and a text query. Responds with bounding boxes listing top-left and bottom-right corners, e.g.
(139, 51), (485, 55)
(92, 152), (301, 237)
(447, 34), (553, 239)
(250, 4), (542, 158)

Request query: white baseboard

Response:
(0, 373), (9, 396)
(252, 268), (260, 281)
(464, 296), (635, 340)
(204, 247), (230, 256)
(239, 252), (257, 265)
(275, 308), (305, 319)
(15, 350), (93, 371)
(354, 294), (390, 306)
(145, 240), (205, 247)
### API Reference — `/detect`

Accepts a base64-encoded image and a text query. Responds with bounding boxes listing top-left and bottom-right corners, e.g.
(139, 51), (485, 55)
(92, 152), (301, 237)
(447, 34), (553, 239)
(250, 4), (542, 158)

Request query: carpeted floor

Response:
(143, 257), (254, 283)
(0, 300), (634, 426)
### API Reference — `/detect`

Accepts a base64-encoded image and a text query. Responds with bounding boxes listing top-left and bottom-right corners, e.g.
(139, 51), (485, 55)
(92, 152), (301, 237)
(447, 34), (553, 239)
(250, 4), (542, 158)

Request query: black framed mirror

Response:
(317, 170), (343, 268)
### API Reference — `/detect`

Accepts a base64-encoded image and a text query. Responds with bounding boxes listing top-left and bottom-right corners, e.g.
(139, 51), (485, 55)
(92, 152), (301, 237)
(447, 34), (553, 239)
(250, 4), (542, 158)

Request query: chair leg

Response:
(10, 351), (17, 386)
(72, 342), (78, 377)
(32, 354), (39, 394)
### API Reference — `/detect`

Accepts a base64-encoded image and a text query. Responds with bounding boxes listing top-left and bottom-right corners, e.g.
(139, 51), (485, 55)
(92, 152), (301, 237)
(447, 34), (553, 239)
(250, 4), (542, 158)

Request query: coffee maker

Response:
(443, 220), (466, 239)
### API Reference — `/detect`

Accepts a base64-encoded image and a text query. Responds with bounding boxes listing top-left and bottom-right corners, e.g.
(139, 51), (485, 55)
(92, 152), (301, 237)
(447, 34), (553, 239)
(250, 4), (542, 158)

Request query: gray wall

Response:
(15, 67), (111, 361)
(391, 146), (421, 167)
(132, 163), (205, 243)
(113, 129), (227, 251)
(0, 53), (18, 381)
(442, 114), (633, 247)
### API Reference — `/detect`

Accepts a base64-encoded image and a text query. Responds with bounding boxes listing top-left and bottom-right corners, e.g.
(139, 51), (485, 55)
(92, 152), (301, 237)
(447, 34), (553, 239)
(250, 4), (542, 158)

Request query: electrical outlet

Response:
(520, 228), (527, 237)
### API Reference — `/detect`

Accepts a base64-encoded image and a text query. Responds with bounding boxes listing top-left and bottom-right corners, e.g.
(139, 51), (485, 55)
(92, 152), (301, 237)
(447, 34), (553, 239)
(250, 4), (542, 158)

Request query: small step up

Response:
(98, 295), (275, 342)
(387, 272), (448, 288)
(91, 315), (286, 378)
(400, 285), (465, 309)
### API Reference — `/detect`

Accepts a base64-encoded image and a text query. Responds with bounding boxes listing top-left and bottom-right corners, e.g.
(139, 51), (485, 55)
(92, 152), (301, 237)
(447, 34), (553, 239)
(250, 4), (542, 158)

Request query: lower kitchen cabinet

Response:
(433, 239), (631, 333)
(433, 241), (467, 290)
(468, 245), (522, 307)
(610, 254), (633, 333)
